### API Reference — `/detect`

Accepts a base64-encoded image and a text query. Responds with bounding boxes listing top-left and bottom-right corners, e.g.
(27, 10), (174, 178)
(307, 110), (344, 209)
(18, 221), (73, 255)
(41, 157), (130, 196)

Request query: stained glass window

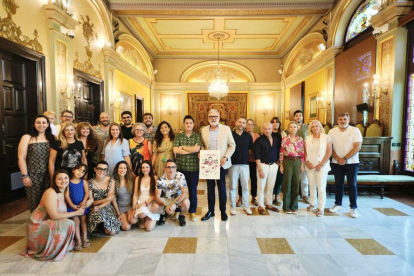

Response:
(405, 74), (414, 172)
(345, 0), (378, 43)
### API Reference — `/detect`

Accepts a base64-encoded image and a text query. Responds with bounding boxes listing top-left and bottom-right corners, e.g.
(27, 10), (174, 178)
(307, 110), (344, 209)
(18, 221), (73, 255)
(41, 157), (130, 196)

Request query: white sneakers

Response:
(350, 208), (358, 218)
(230, 206), (236, 215)
(329, 205), (358, 218)
(244, 206), (252, 215)
(329, 204), (342, 213)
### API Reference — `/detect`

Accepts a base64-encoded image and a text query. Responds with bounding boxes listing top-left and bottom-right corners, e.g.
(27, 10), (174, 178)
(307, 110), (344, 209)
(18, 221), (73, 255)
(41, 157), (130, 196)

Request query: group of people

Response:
(17, 107), (362, 261)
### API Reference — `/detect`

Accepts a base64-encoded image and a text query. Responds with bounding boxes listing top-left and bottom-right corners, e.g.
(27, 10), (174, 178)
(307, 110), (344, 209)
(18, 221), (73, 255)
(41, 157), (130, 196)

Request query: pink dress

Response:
(23, 195), (75, 261)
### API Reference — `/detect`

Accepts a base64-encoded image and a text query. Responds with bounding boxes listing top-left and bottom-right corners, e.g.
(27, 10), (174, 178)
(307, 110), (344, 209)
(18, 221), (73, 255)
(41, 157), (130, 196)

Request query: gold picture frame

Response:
(309, 92), (318, 120)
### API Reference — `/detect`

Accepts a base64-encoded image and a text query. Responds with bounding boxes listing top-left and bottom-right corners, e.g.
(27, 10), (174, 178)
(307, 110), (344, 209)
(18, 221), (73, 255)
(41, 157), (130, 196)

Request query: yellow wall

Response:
(115, 70), (151, 123)
(285, 69), (325, 127)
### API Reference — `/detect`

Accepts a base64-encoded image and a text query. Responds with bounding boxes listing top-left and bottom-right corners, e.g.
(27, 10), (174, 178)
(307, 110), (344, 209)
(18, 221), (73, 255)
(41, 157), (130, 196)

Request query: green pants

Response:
(282, 158), (301, 211)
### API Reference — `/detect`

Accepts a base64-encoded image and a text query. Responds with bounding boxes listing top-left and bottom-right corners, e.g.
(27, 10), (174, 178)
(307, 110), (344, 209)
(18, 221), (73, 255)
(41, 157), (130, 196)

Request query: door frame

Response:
(73, 69), (104, 117)
(135, 95), (144, 122)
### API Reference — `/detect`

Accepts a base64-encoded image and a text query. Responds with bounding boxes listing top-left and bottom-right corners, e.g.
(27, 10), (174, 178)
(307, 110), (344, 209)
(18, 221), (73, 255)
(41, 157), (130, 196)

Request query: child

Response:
(43, 111), (57, 136)
(64, 163), (93, 250)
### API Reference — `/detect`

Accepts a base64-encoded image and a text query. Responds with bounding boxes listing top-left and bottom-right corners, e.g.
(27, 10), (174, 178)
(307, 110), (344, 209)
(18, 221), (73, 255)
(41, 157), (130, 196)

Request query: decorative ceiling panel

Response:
(110, 1), (334, 58)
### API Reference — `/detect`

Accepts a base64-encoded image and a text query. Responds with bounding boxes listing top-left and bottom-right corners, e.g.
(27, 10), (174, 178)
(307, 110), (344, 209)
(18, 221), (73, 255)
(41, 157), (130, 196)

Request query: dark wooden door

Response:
(0, 52), (38, 204)
(135, 96), (144, 122)
(74, 70), (103, 125)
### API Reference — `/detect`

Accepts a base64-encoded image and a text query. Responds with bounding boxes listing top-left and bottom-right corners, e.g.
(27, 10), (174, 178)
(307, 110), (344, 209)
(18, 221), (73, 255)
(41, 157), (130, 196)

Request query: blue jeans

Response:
(180, 170), (199, 213)
(331, 163), (359, 209)
(207, 167), (227, 213)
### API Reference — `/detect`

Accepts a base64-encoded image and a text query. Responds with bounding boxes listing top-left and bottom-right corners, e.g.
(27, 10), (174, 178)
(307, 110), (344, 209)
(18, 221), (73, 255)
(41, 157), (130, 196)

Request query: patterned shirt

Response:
(156, 172), (187, 200)
(174, 131), (201, 172)
(93, 125), (109, 164)
(144, 126), (157, 143)
(279, 136), (305, 162)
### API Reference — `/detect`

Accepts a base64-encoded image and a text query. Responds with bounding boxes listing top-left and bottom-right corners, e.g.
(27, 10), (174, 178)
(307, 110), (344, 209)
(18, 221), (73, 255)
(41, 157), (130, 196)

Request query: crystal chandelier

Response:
(209, 35), (229, 100)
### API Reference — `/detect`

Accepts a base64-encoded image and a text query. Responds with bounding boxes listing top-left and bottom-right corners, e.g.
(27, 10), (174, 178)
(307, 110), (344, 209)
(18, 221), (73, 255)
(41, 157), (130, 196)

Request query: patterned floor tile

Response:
(0, 236), (25, 251)
(345, 239), (394, 255)
(249, 207), (270, 216)
(72, 236), (111, 253)
(257, 238), (294, 254)
(163, 237), (198, 254)
(197, 190), (206, 195)
(373, 208), (408, 216)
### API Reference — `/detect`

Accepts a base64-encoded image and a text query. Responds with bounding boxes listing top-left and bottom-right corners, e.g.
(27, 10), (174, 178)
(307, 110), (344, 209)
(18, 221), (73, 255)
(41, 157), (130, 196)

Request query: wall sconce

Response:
(317, 91), (331, 110)
(110, 91), (124, 111)
(162, 104), (177, 116)
(259, 106), (273, 117)
(363, 74), (388, 106)
(60, 75), (81, 102)
(278, 64), (283, 75)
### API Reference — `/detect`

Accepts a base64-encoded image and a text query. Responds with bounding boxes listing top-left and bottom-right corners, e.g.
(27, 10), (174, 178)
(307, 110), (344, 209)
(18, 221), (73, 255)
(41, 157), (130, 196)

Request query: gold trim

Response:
(114, 9), (329, 16)
(73, 52), (102, 79)
(0, 0), (43, 53)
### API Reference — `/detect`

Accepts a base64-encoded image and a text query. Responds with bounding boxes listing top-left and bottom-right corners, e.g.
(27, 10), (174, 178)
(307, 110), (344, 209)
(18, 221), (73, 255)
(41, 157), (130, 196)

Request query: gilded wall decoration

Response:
(74, 15), (102, 79)
(109, 69), (114, 120)
(254, 94), (276, 127)
(326, 67), (333, 124)
(187, 93), (247, 131)
(57, 40), (67, 113)
(121, 48), (145, 73)
(379, 38), (393, 136)
(196, 68), (239, 82)
(160, 94), (181, 131)
(292, 47), (317, 72)
(0, 0), (43, 53)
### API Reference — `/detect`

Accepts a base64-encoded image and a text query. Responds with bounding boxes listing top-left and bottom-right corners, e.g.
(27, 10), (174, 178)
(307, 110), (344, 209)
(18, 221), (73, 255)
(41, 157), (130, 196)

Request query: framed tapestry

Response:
(187, 93), (248, 132)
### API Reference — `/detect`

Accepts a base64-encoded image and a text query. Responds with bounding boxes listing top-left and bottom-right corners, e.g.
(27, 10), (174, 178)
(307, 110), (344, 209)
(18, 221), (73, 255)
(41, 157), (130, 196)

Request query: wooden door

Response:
(0, 53), (38, 204)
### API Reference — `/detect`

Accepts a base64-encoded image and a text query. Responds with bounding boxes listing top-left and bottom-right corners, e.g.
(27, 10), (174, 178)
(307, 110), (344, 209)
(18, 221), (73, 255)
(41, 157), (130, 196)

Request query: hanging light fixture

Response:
(209, 34), (229, 100)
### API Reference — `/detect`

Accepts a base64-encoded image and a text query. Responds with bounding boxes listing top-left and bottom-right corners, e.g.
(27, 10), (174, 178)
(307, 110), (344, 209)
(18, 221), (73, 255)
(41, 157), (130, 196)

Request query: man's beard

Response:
(100, 120), (109, 126)
(145, 121), (152, 127)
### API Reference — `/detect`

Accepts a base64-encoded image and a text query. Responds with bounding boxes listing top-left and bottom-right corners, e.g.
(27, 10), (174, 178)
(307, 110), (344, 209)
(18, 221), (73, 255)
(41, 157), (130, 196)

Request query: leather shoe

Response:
(221, 212), (228, 221)
(201, 211), (214, 221)
(258, 207), (266, 215)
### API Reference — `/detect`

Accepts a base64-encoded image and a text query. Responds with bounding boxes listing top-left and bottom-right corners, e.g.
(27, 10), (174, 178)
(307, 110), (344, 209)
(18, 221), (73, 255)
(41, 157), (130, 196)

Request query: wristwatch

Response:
(344, 157), (348, 163)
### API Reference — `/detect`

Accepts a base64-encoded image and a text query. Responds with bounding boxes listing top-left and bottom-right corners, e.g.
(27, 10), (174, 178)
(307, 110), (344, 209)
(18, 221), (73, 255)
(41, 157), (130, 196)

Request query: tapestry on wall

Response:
(187, 93), (247, 132)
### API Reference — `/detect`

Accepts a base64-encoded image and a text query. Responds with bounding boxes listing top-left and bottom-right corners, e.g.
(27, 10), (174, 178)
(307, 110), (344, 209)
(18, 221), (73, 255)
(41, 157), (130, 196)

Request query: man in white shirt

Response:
(328, 113), (362, 218)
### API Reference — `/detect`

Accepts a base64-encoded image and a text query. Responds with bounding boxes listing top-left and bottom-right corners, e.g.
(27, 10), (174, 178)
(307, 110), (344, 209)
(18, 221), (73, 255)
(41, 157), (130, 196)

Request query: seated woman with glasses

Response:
(87, 161), (121, 236)
(130, 123), (152, 177)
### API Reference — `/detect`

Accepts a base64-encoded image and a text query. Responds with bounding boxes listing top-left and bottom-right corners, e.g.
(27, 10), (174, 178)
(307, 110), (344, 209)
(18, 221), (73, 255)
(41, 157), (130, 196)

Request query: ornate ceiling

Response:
(109, 1), (335, 58)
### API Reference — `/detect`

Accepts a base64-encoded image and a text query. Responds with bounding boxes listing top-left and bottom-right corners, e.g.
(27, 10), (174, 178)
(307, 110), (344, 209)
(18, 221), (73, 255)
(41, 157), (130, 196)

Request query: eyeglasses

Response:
(208, 116), (218, 119)
(122, 116), (131, 119)
(135, 129), (144, 132)
(62, 115), (73, 119)
(96, 167), (108, 172)
(165, 166), (176, 169)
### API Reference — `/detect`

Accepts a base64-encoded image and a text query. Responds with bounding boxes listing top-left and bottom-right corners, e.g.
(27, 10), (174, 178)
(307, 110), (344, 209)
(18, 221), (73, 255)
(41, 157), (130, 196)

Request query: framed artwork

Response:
(309, 92), (318, 120)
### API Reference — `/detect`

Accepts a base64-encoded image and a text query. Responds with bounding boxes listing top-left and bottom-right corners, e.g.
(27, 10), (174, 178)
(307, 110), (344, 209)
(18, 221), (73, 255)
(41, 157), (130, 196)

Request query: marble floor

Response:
(1, 180), (414, 276)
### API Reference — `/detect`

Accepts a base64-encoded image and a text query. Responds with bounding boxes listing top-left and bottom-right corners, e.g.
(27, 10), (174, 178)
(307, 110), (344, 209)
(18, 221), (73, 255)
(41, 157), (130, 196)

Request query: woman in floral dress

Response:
(23, 170), (85, 261)
(152, 121), (175, 177)
(87, 161), (121, 236)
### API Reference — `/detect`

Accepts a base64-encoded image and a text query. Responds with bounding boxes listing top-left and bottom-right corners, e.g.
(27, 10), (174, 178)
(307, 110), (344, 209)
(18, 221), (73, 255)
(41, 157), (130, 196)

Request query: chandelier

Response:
(208, 34), (229, 100)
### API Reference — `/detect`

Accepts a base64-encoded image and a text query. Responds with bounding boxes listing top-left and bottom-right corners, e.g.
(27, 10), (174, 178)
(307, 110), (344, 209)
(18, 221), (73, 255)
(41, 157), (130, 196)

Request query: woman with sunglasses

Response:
(87, 161), (121, 236)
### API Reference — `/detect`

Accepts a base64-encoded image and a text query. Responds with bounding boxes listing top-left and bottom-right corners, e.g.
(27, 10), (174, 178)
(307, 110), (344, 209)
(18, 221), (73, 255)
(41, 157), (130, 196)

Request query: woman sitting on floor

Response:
(22, 169), (85, 261)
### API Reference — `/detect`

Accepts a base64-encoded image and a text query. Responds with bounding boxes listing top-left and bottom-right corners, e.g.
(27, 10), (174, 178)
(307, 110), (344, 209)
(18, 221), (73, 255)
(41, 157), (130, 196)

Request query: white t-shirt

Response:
(328, 126), (363, 164)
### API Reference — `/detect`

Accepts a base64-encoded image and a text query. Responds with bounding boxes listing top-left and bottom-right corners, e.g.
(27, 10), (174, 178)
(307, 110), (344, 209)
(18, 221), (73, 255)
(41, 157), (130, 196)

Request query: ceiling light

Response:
(208, 34), (229, 100)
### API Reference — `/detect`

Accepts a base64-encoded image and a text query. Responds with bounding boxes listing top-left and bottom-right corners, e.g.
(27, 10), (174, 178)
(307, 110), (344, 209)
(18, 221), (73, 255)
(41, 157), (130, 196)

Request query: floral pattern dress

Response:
(23, 195), (75, 261)
(87, 179), (121, 234)
(153, 140), (174, 177)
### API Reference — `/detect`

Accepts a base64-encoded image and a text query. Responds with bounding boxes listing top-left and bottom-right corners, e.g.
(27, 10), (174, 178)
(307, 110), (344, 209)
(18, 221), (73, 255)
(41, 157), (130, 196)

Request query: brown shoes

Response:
(236, 198), (242, 207)
(266, 205), (279, 212)
(258, 206), (266, 215)
(251, 198), (258, 206)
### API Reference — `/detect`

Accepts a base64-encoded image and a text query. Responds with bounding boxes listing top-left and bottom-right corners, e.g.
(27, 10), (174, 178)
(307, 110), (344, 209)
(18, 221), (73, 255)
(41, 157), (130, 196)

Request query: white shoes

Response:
(230, 206), (236, 215)
(243, 206), (252, 215)
(350, 208), (358, 218)
(329, 204), (342, 213)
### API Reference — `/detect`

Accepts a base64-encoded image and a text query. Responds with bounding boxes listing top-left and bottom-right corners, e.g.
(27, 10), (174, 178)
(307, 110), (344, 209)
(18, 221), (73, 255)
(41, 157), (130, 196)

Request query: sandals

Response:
(307, 205), (315, 211)
(316, 210), (324, 217)
(74, 243), (82, 251)
(83, 239), (90, 248)
(266, 205), (279, 212)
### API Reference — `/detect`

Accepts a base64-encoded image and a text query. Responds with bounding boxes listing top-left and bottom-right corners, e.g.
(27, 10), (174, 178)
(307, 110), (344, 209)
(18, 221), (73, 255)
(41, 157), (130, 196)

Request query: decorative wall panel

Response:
(187, 93), (247, 131)
(254, 94), (276, 127)
(160, 93), (181, 132)
(379, 38), (392, 136)
(57, 40), (67, 114)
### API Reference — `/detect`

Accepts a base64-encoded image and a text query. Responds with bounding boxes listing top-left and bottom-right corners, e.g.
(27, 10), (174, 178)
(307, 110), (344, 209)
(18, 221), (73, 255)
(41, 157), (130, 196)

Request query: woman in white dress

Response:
(132, 160), (160, 231)
(304, 120), (332, 217)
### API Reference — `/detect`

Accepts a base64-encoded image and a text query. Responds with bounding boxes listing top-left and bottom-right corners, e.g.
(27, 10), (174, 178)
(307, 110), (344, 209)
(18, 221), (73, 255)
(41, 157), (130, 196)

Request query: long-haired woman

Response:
(77, 122), (99, 179)
(152, 121), (175, 177)
(132, 161), (160, 231)
(49, 122), (87, 182)
(101, 123), (132, 176)
(18, 115), (56, 212)
(270, 116), (286, 206)
(111, 161), (136, 231)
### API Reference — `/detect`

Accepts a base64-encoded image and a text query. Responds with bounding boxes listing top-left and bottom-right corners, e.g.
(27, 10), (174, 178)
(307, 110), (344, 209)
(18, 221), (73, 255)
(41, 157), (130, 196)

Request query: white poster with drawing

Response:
(199, 150), (220, 180)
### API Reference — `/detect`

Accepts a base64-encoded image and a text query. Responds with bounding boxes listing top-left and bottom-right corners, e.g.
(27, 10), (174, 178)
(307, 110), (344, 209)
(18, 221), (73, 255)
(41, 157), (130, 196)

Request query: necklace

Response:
(133, 137), (144, 144)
